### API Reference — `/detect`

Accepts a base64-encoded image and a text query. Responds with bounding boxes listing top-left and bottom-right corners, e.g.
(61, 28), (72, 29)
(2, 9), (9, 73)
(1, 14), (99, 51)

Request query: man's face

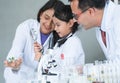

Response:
(70, 0), (94, 30)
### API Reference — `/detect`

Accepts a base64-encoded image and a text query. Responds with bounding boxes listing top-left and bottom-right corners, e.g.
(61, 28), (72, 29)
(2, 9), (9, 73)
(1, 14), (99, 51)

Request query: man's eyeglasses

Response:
(72, 8), (89, 20)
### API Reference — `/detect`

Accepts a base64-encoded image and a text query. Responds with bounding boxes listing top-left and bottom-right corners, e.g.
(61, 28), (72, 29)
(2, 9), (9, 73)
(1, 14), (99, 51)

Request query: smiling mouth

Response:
(44, 26), (52, 31)
(43, 24), (51, 30)
(46, 27), (51, 30)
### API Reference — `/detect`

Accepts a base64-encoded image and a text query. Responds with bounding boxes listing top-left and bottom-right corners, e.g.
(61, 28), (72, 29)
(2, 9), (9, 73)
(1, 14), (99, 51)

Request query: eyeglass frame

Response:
(72, 8), (89, 20)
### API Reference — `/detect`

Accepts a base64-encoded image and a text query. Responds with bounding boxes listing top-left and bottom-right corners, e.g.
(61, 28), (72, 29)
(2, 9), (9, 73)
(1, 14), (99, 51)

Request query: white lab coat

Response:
(38, 33), (85, 82)
(96, 1), (120, 61)
(4, 19), (53, 83)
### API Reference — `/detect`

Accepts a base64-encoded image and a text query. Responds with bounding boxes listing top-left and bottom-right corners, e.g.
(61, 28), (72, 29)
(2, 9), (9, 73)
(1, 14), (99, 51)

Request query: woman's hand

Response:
(4, 58), (22, 69)
(34, 42), (43, 61)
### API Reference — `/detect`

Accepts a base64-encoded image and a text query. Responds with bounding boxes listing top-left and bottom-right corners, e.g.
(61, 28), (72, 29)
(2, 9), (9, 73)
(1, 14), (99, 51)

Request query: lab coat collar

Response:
(57, 33), (73, 47)
(101, 1), (116, 31)
(36, 22), (41, 44)
(36, 22), (53, 47)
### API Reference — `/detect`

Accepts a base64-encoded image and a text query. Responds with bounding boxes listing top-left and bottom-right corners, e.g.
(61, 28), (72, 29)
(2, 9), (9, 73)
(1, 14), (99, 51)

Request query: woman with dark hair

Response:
(37, 5), (85, 82)
(4, 0), (62, 83)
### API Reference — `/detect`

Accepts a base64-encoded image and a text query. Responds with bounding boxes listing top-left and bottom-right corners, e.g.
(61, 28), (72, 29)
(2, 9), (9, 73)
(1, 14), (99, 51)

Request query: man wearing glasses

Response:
(69, 0), (120, 61)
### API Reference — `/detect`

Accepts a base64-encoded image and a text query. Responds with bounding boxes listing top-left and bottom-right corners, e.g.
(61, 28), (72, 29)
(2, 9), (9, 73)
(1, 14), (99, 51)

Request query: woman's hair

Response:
(37, 0), (64, 48)
(37, 0), (63, 22)
(54, 5), (78, 33)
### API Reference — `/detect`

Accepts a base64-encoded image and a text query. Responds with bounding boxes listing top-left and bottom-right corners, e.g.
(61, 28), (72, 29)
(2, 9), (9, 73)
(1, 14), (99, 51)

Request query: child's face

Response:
(53, 17), (73, 38)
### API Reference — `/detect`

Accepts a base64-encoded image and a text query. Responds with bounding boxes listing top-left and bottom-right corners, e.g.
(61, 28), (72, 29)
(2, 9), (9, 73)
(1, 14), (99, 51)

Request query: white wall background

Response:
(0, 0), (105, 82)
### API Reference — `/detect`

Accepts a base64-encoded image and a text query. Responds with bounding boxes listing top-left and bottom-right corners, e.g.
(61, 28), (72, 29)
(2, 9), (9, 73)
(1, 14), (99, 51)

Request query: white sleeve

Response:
(6, 22), (27, 60)
(113, 20), (120, 61)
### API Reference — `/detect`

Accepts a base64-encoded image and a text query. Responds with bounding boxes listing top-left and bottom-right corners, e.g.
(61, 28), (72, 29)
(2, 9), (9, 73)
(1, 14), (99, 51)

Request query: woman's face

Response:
(53, 17), (73, 38)
(40, 9), (54, 34)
